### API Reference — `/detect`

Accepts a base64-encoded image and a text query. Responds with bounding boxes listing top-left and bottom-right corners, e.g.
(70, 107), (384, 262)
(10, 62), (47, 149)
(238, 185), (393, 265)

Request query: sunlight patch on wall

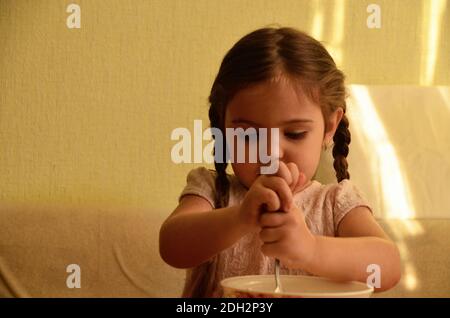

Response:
(404, 262), (419, 291)
(420, 0), (446, 85)
(347, 85), (416, 219)
(310, 0), (324, 41)
(438, 86), (450, 112)
(330, 0), (345, 66)
(401, 219), (425, 236)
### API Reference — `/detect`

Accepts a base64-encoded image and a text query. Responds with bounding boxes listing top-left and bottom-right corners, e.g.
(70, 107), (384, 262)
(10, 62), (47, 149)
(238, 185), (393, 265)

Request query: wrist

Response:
(233, 204), (257, 235)
(303, 233), (319, 273)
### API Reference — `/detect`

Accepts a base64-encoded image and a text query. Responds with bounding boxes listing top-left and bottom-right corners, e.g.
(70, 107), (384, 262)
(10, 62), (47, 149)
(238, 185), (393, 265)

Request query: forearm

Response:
(159, 205), (251, 269)
(305, 236), (401, 292)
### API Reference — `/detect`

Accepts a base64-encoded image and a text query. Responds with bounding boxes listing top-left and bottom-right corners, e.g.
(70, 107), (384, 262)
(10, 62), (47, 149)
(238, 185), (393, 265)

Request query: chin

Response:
(231, 165), (259, 188)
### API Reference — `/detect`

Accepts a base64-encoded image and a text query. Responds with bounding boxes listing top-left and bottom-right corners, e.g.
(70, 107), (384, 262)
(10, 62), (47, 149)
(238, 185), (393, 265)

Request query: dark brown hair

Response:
(208, 27), (351, 209)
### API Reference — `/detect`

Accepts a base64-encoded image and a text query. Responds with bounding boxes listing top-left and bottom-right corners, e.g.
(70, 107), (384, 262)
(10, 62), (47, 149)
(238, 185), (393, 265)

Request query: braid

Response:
(214, 162), (230, 208)
(208, 84), (231, 209)
(183, 89), (230, 298)
(188, 130), (229, 298)
(332, 113), (351, 182)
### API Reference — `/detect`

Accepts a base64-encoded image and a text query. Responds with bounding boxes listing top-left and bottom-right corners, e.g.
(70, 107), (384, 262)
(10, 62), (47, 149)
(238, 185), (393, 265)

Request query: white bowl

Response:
(221, 275), (374, 298)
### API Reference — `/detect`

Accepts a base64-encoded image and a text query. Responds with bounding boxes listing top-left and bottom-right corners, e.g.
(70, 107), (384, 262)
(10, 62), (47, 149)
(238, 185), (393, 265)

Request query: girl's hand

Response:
(278, 161), (308, 195)
(259, 165), (317, 270)
(238, 173), (293, 231)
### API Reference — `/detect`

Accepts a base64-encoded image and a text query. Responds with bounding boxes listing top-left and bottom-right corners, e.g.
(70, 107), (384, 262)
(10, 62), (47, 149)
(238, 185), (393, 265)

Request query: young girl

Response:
(159, 27), (401, 297)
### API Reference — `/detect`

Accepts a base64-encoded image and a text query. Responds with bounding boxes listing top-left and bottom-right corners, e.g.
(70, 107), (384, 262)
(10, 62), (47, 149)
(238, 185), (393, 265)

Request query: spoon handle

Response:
(274, 258), (282, 293)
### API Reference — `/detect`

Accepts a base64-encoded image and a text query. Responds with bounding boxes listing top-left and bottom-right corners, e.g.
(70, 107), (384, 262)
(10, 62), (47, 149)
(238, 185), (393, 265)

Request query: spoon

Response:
(274, 258), (283, 293)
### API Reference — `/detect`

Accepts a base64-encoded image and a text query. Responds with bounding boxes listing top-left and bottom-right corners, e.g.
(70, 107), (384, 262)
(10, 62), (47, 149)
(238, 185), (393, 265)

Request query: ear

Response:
(323, 108), (344, 145)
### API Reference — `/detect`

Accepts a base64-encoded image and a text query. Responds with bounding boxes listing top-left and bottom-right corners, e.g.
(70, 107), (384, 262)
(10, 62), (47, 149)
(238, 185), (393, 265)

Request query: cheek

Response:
(231, 162), (259, 188)
(289, 138), (323, 177)
(306, 143), (324, 178)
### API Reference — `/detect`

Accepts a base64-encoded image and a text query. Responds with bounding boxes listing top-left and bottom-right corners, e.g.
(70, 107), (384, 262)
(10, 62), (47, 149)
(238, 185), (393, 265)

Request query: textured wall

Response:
(0, 1), (449, 215)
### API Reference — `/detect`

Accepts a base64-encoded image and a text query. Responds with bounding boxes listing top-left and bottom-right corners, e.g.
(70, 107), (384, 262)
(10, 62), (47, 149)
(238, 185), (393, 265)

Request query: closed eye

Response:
(285, 131), (307, 140)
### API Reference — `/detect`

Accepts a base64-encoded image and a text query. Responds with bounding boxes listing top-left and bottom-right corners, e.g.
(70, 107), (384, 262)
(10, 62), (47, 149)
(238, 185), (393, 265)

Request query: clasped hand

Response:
(238, 161), (316, 270)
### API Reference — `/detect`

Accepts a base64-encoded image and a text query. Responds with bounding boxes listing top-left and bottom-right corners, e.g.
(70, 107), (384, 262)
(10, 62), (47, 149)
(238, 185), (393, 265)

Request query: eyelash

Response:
(285, 132), (307, 140)
(242, 132), (307, 142)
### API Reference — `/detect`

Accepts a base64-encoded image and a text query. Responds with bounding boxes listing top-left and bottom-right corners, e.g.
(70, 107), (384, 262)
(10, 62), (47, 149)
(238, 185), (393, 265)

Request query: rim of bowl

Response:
(220, 275), (374, 298)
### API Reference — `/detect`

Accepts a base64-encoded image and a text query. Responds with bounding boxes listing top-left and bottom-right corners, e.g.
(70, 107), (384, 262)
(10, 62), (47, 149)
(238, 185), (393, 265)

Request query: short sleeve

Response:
(332, 179), (373, 233)
(178, 167), (217, 209)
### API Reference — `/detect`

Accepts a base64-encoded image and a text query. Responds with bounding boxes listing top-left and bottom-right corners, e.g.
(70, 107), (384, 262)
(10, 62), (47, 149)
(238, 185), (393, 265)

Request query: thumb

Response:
(292, 172), (309, 194)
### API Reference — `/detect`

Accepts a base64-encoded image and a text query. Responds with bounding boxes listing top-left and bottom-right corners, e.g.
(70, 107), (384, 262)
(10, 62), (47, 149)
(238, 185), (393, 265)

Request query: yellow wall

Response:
(0, 0), (449, 216)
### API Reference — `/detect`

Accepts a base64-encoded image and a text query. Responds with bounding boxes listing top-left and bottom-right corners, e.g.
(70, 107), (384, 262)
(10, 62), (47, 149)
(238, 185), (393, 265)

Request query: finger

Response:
(260, 241), (285, 258)
(286, 162), (299, 191)
(259, 211), (286, 228)
(293, 172), (308, 193)
(260, 176), (292, 211)
(259, 227), (284, 243)
(271, 161), (292, 186)
(257, 187), (281, 212)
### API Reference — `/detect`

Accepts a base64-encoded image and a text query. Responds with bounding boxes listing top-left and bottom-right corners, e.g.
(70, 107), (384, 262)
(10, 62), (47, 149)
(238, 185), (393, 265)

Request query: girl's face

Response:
(224, 78), (342, 189)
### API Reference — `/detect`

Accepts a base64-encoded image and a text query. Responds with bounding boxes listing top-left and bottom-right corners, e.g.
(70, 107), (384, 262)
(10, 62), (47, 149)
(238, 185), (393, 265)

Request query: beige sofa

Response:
(0, 202), (184, 297)
(0, 202), (448, 297)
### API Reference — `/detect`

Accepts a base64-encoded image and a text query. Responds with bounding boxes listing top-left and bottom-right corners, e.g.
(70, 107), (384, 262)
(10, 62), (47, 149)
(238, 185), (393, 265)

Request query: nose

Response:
(278, 138), (288, 163)
(265, 128), (284, 160)
(275, 138), (285, 160)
